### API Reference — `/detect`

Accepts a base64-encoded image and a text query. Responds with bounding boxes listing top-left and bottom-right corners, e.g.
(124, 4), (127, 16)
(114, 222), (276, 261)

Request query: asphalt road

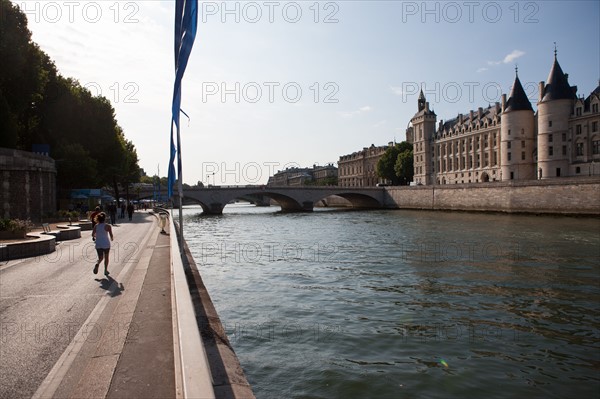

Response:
(0, 212), (155, 399)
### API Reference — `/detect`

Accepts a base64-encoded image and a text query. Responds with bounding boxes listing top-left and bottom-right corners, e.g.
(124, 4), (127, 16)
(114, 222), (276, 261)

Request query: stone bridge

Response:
(171, 186), (386, 215)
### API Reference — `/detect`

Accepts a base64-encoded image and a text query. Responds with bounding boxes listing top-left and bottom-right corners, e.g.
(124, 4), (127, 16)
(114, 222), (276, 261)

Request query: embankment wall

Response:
(382, 177), (600, 215)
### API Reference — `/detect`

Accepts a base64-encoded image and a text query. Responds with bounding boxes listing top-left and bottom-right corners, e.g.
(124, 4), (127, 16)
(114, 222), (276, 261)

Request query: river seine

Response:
(183, 204), (600, 399)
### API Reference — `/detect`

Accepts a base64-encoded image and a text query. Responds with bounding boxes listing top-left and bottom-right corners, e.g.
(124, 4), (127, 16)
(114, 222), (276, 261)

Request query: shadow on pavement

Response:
(95, 276), (125, 297)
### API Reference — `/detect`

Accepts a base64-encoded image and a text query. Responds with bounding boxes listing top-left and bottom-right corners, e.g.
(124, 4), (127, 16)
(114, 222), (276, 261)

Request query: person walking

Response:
(120, 202), (126, 219)
(127, 202), (134, 221)
(92, 212), (114, 277)
(90, 206), (101, 228)
(108, 202), (117, 225)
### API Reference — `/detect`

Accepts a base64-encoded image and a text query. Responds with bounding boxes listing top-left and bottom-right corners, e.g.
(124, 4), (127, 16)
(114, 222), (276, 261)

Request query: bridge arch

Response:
(173, 186), (386, 215)
(318, 193), (382, 209)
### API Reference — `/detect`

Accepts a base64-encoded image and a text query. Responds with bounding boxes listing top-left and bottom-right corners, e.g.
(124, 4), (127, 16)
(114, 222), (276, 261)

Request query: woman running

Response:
(92, 212), (114, 277)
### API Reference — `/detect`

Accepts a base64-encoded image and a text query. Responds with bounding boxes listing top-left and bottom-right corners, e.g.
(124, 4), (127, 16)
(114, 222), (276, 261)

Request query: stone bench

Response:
(55, 225), (82, 240)
(0, 233), (55, 261)
(76, 220), (93, 231)
(40, 223), (81, 241)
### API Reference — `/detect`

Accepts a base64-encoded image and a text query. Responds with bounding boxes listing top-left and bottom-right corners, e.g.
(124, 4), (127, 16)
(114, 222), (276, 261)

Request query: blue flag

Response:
(168, 0), (198, 198)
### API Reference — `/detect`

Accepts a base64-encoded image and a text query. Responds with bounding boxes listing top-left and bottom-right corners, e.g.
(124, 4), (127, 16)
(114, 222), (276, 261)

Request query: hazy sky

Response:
(14, 0), (600, 185)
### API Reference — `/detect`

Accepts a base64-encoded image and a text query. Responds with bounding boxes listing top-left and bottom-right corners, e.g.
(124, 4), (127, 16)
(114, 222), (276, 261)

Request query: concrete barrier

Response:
(169, 213), (216, 399)
(161, 206), (255, 399)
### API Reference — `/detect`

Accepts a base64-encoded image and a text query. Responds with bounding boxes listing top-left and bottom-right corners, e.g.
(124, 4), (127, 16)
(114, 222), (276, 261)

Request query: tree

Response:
(0, 0), (141, 195)
(394, 149), (414, 185)
(377, 142), (413, 185)
(0, 0), (49, 148)
(54, 143), (98, 188)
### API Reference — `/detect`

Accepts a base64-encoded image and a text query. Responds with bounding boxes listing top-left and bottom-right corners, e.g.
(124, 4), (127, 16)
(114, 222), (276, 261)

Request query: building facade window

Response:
(576, 107), (582, 116)
(576, 125), (582, 135)
(562, 145), (567, 156)
(507, 141), (511, 149)
(593, 103), (599, 113)
(521, 140), (525, 148)
(549, 146), (553, 156)
(562, 133), (567, 141)
(592, 140), (600, 155)
(549, 134), (553, 142)
(521, 152), (526, 160)
(508, 152), (511, 161)
(576, 142), (584, 156)
(549, 120), (553, 127)
(593, 121), (598, 132)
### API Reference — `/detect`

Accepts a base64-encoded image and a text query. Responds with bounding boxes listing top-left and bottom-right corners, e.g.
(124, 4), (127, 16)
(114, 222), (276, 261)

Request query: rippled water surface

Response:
(183, 205), (600, 399)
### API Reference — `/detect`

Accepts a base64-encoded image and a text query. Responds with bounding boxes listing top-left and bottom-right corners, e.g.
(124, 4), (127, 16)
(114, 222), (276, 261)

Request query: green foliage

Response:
(394, 149), (414, 185)
(140, 175), (155, 185)
(0, 0), (140, 192)
(377, 142), (413, 185)
(0, 218), (33, 233)
(57, 210), (80, 219)
(55, 143), (99, 188)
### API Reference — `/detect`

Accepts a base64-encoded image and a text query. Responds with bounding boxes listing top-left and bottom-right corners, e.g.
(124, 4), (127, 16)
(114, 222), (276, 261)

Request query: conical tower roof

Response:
(505, 72), (533, 112)
(541, 55), (575, 102)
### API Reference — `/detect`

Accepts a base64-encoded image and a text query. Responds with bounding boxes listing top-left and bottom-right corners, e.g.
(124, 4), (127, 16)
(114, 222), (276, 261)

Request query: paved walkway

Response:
(47, 218), (177, 399)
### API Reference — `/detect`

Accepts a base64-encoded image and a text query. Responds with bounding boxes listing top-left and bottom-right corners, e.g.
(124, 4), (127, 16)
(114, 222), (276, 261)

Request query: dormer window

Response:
(576, 107), (582, 116)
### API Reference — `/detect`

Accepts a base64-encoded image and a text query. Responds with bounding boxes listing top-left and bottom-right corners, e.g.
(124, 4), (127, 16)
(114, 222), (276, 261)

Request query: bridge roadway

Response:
(169, 185), (386, 215)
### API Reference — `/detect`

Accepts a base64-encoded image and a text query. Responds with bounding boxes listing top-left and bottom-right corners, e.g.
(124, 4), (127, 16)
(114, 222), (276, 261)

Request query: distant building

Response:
(267, 164), (338, 186)
(338, 144), (391, 187)
(409, 52), (600, 185)
(313, 164), (338, 185)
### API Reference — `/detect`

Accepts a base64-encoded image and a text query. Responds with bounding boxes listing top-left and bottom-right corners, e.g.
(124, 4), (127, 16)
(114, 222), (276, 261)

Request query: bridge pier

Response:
(204, 203), (225, 215)
(280, 201), (314, 213)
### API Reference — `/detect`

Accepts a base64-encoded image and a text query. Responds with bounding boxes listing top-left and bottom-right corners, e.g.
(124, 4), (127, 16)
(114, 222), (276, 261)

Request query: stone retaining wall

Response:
(0, 147), (56, 221)
(383, 177), (600, 215)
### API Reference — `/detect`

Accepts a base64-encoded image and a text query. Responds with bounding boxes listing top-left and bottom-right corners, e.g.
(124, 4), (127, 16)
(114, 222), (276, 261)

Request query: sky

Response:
(13, 0), (600, 185)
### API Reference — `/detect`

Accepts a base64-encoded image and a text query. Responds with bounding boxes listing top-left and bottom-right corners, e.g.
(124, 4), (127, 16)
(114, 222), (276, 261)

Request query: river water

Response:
(183, 204), (600, 399)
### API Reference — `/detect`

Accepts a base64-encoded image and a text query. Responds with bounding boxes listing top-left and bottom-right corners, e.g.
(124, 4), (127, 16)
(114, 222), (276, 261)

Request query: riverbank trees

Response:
(0, 0), (140, 193)
(377, 142), (414, 185)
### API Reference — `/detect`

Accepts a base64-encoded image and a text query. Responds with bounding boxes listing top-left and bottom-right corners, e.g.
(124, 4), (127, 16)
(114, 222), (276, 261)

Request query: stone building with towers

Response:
(408, 52), (600, 185)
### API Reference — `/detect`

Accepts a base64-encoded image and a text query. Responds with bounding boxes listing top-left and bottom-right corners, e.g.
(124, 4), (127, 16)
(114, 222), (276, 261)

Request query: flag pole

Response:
(177, 128), (184, 244)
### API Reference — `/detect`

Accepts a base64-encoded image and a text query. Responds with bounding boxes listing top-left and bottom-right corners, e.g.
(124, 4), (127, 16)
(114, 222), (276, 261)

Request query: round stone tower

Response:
(500, 69), (536, 181)
(537, 52), (575, 179)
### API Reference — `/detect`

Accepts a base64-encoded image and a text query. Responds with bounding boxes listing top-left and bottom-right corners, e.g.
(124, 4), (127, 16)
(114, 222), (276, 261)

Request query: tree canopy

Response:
(376, 142), (414, 185)
(0, 0), (140, 192)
